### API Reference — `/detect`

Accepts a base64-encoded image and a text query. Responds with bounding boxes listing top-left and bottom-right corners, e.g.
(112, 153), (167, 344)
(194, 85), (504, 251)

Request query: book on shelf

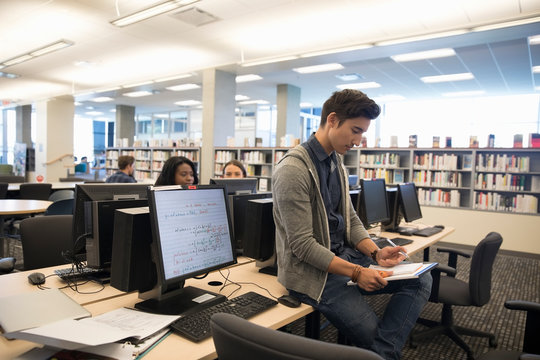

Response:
(469, 136), (479, 148)
(531, 176), (540, 192)
(529, 133), (540, 148)
(408, 135), (417, 148)
(445, 137), (452, 148)
(393, 170), (404, 184)
(462, 154), (473, 170)
(432, 136), (440, 148)
(390, 136), (398, 147)
(487, 134), (495, 148)
(513, 134), (523, 148)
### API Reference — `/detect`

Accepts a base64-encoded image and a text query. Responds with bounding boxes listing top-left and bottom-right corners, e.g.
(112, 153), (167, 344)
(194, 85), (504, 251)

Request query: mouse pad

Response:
(0, 288), (90, 335)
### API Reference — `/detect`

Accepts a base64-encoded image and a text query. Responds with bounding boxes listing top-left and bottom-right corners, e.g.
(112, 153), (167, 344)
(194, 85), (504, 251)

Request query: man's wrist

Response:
(371, 249), (379, 263)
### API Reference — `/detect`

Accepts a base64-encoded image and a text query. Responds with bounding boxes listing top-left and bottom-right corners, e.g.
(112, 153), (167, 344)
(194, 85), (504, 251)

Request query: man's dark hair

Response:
(118, 155), (135, 170)
(320, 89), (381, 127)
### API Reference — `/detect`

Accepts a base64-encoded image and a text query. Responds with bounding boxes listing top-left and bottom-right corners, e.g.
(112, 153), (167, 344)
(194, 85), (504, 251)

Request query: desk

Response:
(7, 182), (81, 192)
(381, 225), (455, 260)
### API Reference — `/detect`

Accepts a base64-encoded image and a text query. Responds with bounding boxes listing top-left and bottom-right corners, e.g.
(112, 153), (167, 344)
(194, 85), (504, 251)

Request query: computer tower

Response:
(110, 207), (156, 293)
(243, 198), (275, 261)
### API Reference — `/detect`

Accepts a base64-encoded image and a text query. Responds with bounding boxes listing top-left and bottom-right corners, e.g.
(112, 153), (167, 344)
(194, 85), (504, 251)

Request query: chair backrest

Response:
(0, 164), (13, 175)
(19, 183), (52, 200)
(0, 175), (25, 183)
(19, 215), (73, 270)
(0, 182), (8, 199)
(44, 198), (74, 215)
(210, 313), (384, 360)
(469, 231), (503, 306)
(48, 189), (75, 202)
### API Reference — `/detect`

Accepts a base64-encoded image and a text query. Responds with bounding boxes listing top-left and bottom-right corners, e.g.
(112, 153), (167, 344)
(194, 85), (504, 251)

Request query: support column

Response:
(115, 104), (135, 147)
(201, 68), (236, 183)
(276, 84), (301, 143)
(15, 104), (32, 145)
(35, 95), (74, 182)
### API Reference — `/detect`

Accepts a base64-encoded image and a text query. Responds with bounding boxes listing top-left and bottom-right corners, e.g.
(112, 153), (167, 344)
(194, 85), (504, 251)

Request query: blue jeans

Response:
(289, 253), (432, 360)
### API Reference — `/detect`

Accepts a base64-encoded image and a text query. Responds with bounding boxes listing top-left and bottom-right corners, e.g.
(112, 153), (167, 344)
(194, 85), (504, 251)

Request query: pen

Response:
(386, 238), (410, 260)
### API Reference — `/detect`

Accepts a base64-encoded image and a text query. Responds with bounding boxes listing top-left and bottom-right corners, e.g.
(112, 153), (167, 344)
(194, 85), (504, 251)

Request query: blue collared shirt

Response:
(302, 135), (346, 254)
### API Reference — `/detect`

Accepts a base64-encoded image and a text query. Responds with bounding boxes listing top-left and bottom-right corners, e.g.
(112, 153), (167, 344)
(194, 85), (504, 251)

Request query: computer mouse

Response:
(434, 225), (445, 229)
(278, 295), (301, 308)
(28, 272), (46, 285)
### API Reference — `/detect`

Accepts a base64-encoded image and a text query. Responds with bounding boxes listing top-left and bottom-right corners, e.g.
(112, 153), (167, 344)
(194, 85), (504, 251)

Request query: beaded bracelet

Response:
(351, 265), (363, 283)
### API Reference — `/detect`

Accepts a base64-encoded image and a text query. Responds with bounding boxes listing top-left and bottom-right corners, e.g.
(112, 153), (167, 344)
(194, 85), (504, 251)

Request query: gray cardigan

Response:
(272, 145), (370, 301)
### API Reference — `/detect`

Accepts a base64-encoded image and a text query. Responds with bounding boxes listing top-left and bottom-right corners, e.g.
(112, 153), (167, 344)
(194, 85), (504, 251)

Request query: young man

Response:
(272, 89), (432, 360)
(105, 155), (137, 183)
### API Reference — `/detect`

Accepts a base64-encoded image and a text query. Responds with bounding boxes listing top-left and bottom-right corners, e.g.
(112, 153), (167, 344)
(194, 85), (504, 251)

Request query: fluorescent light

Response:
(166, 83), (200, 91)
(336, 82), (381, 90)
(110, 109), (116, 113)
(236, 74), (262, 83)
(472, 16), (540, 32)
(123, 81), (153, 88)
(175, 100), (201, 106)
(533, 66), (540, 74)
(74, 102), (82, 106)
(235, 94), (250, 101)
(442, 90), (485, 97)
(300, 44), (373, 58)
(123, 90), (153, 97)
(530, 35), (540, 45)
(421, 72), (474, 83)
(237, 100), (269, 105)
(300, 102), (313, 108)
(85, 111), (104, 116)
(155, 73), (192, 82)
(392, 48), (456, 62)
(241, 55), (298, 67)
(111, 0), (200, 27)
(29, 40), (73, 57)
(2, 54), (33, 66)
(336, 73), (364, 81)
(293, 63), (344, 74)
(376, 30), (469, 46)
(90, 97), (114, 102)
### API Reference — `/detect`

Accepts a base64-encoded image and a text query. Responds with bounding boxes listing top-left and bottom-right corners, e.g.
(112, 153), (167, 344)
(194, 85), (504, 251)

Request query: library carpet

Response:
(286, 246), (539, 360)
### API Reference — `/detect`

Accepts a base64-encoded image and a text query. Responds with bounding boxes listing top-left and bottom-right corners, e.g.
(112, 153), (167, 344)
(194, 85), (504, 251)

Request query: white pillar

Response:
(276, 84), (301, 142)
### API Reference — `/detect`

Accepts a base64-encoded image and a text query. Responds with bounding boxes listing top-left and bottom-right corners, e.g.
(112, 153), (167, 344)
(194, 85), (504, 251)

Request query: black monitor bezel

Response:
(397, 182), (423, 223)
(147, 184), (237, 293)
(209, 178), (258, 195)
(357, 178), (391, 227)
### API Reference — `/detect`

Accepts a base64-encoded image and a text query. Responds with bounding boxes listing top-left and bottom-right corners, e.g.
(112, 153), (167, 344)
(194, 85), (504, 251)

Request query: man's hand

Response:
(356, 267), (391, 291)
(377, 246), (408, 266)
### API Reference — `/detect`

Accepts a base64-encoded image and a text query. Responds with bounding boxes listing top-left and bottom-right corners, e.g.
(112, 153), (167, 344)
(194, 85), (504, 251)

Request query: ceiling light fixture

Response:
(336, 82), (381, 90)
(300, 44), (373, 58)
(111, 0), (200, 27)
(123, 90), (153, 97)
(442, 90), (485, 97)
(421, 72), (474, 83)
(90, 96), (114, 102)
(236, 74), (263, 83)
(300, 102), (313, 108)
(175, 100), (201, 106)
(0, 40), (74, 68)
(392, 48), (456, 62)
(85, 111), (104, 116)
(235, 95), (250, 101)
(530, 35), (540, 45)
(376, 30), (469, 47)
(532, 66), (540, 74)
(335, 73), (365, 82)
(237, 100), (270, 105)
(166, 83), (200, 91)
(293, 63), (344, 74)
(240, 55), (298, 67)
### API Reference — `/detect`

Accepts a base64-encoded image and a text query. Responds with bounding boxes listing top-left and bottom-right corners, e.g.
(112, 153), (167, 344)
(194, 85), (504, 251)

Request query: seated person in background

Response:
(223, 159), (246, 178)
(105, 155), (137, 183)
(155, 156), (198, 186)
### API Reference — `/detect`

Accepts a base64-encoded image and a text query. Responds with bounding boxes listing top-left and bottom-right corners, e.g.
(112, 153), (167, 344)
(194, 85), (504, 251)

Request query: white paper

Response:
(11, 308), (179, 350)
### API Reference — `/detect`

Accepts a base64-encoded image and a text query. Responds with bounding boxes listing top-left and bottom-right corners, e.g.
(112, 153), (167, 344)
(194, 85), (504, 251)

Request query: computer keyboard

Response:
(413, 226), (443, 237)
(170, 291), (278, 342)
(373, 237), (413, 248)
(54, 267), (110, 282)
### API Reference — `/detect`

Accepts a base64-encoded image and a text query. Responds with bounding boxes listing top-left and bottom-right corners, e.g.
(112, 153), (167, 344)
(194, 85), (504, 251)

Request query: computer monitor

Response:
(209, 178), (257, 195)
(135, 185), (236, 315)
(357, 178), (391, 228)
(348, 174), (359, 189)
(382, 183), (422, 234)
(72, 183), (150, 268)
(230, 192), (273, 255)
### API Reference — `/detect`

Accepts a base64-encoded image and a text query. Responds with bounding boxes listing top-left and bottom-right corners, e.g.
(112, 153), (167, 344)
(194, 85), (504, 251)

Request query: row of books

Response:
(475, 154), (530, 172)
(474, 191), (538, 214)
(417, 188), (461, 207)
(413, 153), (463, 170)
(132, 138), (200, 148)
(413, 170), (463, 188)
(359, 168), (404, 184)
(215, 150), (237, 163)
(240, 151), (272, 164)
(475, 173), (526, 191)
(246, 164), (272, 177)
(359, 153), (400, 167)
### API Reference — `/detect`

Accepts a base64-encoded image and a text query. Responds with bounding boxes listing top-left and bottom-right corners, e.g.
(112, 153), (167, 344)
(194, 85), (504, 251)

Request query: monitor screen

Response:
(148, 185), (236, 291)
(398, 182), (423, 223)
(357, 178), (391, 227)
(72, 183), (149, 265)
(209, 178), (257, 195)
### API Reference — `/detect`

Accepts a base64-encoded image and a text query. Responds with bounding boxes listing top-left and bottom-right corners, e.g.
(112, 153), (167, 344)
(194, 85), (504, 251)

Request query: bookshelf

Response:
(106, 147), (200, 182)
(213, 147), (290, 191)
(349, 147), (540, 215)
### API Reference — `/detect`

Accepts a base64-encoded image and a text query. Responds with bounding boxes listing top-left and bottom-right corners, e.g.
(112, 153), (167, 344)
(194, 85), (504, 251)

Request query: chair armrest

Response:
(437, 247), (472, 269)
(435, 264), (457, 276)
(428, 264), (457, 302)
(505, 300), (540, 313)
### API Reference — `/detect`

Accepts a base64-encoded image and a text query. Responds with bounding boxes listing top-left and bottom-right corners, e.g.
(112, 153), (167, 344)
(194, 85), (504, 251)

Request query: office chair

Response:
(0, 182), (8, 199)
(19, 183), (52, 200)
(48, 189), (74, 202)
(44, 198), (74, 215)
(19, 215), (73, 270)
(410, 231), (503, 360)
(210, 313), (384, 360)
(0, 257), (16, 274)
(0, 164), (13, 175)
(477, 300), (540, 360)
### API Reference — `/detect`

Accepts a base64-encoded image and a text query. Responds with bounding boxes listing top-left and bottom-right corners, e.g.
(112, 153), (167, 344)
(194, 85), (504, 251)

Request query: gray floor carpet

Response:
(287, 247), (540, 360)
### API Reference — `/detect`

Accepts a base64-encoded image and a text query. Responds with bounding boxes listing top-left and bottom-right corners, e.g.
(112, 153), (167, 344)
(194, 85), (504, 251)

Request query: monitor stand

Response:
(135, 285), (226, 315)
(256, 254), (278, 276)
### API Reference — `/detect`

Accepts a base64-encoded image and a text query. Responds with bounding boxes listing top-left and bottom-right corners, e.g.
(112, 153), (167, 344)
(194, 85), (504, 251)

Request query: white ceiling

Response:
(0, 0), (540, 121)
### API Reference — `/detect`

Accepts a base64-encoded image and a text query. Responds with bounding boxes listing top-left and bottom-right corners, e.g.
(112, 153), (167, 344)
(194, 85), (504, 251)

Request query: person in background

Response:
(105, 155), (136, 183)
(272, 89), (432, 360)
(223, 159), (247, 178)
(80, 156), (90, 174)
(155, 156), (198, 186)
